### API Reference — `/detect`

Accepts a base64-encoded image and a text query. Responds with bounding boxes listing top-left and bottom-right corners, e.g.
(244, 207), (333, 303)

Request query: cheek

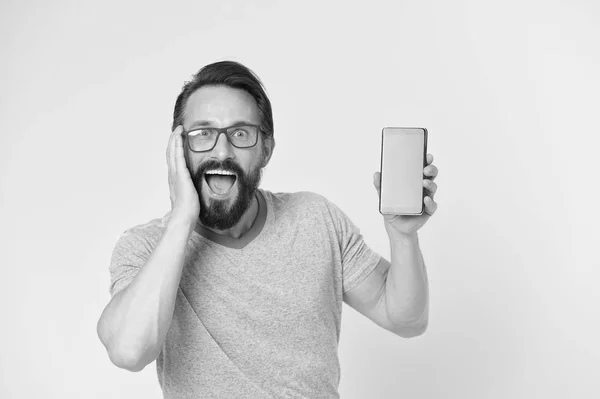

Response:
(234, 148), (262, 172)
(245, 156), (264, 176)
(186, 153), (206, 177)
(183, 148), (193, 171)
(252, 145), (266, 168)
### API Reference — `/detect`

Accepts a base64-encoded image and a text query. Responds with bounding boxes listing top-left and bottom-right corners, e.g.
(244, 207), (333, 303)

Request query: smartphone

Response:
(379, 127), (428, 215)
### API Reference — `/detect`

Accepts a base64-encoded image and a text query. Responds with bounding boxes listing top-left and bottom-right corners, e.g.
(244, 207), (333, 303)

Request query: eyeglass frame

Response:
(183, 123), (263, 153)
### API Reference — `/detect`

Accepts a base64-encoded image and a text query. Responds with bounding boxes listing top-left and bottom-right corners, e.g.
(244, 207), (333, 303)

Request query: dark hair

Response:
(172, 61), (274, 145)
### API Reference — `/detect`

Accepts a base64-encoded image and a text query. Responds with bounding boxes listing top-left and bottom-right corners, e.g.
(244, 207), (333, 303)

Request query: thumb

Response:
(373, 171), (381, 197)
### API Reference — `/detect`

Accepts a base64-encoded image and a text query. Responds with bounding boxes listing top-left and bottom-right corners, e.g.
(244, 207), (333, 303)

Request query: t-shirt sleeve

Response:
(322, 197), (383, 294)
(108, 228), (155, 297)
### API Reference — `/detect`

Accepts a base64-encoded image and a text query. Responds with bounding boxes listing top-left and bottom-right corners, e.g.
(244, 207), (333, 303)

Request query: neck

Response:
(198, 193), (259, 239)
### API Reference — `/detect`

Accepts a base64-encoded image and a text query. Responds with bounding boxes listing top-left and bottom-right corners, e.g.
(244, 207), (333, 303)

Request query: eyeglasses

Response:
(184, 124), (261, 152)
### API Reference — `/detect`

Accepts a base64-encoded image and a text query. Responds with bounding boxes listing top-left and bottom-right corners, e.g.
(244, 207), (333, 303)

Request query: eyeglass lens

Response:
(188, 126), (258, 151)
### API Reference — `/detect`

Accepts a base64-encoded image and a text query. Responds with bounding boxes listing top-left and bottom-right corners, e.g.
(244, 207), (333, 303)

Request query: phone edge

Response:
(379, 127), (428, 216)
(378, 127), (386, 215)
(420, 127), (429, 216)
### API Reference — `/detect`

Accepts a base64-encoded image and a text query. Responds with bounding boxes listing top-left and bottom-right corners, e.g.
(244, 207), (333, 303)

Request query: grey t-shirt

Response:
(108, 189), (382, 398)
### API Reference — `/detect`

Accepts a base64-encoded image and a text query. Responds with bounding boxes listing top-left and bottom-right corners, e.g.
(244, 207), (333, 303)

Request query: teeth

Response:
(205, 169), (236, 176)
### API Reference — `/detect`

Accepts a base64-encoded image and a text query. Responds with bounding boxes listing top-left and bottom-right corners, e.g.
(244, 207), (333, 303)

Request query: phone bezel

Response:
(378, 127), (428, 216)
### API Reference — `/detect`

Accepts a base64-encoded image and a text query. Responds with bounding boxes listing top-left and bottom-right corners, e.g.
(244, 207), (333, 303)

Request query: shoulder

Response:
(113, 213), (169, 252)
(260, 189), (333, 213)
(259, 189), (350, 232)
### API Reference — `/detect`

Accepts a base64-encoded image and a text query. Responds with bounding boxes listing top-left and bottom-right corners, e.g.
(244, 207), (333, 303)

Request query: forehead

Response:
(183, 85), (260, 128)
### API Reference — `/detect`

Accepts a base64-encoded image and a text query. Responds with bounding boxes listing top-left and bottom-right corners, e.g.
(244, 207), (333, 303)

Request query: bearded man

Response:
(97, 61), (439, 398)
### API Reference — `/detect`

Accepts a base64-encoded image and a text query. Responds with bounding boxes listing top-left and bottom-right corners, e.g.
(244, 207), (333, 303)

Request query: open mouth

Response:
(204, 169), (238, 196)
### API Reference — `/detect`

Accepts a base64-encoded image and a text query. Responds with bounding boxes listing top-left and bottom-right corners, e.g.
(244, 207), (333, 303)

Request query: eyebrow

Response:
(188, 120), (257, 129)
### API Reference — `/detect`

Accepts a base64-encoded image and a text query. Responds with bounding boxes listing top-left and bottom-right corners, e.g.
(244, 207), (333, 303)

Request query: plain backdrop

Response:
(1, 0), (599, 398)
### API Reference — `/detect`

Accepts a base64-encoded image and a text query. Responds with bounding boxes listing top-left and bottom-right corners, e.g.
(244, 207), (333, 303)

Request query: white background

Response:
(1, 1), (599, 398)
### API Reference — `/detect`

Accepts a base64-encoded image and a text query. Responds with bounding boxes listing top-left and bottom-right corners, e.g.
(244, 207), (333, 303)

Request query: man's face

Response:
(182, 85), (269, 230)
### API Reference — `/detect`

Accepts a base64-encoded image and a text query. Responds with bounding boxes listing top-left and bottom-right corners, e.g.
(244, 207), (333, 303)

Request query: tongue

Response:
(206, 175), (236, 194)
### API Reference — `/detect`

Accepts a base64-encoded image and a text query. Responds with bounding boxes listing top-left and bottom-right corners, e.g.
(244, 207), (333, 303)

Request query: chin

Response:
(198, 189), (244, 230)
(201, 187), (238, 207)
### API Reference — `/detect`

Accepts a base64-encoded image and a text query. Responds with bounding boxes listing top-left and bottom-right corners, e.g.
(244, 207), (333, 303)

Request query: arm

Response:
(343, 231), (429, 338)
(96, 215), (195, 372)
(384, 230), (429, 335)
(343, 162), (438, 338)
(97, 125), (200, 371)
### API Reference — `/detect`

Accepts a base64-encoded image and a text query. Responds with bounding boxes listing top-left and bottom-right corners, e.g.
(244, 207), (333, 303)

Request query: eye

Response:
(232, 129), (249, 138)
(188, 129), (212, 138)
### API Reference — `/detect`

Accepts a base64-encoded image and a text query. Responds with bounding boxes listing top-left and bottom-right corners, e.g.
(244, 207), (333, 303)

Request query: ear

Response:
(261, 136), (275, 167)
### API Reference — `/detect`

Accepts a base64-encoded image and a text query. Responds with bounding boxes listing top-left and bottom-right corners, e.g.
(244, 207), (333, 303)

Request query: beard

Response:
(191, 158), (263, 230)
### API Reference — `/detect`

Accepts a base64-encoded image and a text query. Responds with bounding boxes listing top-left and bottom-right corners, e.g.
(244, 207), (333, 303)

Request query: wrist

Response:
(167, 212), (197, 234)
(387, 228), (419, 246)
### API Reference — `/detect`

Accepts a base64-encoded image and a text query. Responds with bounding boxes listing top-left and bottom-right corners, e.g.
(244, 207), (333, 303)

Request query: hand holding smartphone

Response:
(379, 127), (428, 216)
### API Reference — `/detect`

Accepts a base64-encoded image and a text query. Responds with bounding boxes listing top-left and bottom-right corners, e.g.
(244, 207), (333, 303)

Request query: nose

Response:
(211, 132), (234, 161)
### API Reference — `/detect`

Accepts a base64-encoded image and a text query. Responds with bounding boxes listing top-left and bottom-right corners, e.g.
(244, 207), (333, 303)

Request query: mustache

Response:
(194, 159), (244, 180)
(192, 159), (255, 193)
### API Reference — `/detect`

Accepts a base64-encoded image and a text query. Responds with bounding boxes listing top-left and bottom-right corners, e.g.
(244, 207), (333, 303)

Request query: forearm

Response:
(97, 215), (195, 371)
(384, 230), (429, 327)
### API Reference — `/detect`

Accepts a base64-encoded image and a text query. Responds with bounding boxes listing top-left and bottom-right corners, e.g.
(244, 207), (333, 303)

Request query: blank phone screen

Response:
(380, 127), (426, 215)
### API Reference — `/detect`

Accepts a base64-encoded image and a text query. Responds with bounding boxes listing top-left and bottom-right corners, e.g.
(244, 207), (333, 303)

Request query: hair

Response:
(172, 61), (274, 150)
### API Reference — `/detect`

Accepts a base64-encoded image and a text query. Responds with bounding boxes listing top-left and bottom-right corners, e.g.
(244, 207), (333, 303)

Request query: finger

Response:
(168, 126), (182, 176)
(423, 179), (437, 196)
(373, 171), (381, 188)
(167, 127), (176, 165)
(174, 127), (190, 177)
(426, 153), (434, 165)
(424, 196), (437, 215)
(171, 126), (185, 183)
(167, 128), (177, 190)
(169, 126), (181, 161)
(424, 164), (439, 179)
